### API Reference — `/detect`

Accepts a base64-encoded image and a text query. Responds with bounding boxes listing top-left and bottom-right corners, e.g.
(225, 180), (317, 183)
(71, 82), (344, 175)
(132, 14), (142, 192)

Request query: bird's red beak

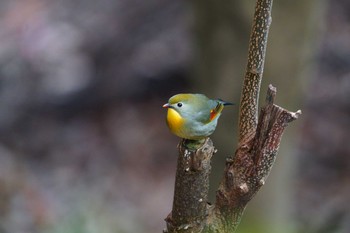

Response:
(162, 103), (170, 108)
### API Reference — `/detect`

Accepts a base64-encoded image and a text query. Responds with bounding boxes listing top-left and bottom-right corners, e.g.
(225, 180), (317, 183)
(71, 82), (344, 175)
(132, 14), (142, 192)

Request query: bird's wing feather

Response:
(193, 100), (223, 124)
(209, 102), (224, 121)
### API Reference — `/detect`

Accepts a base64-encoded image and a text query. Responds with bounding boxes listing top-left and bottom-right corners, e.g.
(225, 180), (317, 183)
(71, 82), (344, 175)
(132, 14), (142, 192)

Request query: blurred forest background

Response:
(0, 0), (349, 233)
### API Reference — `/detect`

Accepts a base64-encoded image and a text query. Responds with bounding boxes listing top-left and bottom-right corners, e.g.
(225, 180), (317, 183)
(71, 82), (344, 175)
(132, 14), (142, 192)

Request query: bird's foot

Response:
(182, 138), (207, 151)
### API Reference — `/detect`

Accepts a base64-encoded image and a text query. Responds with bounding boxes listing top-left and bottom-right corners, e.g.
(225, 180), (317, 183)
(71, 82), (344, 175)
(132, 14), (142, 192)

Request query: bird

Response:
(162, 93), (233, 140)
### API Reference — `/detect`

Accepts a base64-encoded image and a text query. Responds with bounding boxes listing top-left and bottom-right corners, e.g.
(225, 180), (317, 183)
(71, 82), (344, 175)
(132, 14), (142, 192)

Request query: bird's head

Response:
(162, 94), (205, 116)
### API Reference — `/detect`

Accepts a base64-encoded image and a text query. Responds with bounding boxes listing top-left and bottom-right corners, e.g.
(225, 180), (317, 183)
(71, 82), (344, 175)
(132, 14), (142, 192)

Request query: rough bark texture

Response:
(165, 139), (215, 233)
(164, 0), (301, 232)
(214, 85), (301, 232)
(238, 0), (273, 143)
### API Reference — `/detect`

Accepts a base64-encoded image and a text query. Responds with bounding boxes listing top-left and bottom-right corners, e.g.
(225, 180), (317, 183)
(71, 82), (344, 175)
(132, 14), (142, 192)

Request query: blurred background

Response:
(0, 0), (349, 233)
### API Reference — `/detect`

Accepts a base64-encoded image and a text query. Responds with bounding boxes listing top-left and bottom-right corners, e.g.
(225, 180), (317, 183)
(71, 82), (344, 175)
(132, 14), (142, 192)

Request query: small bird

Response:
(162, 93), (233, 140)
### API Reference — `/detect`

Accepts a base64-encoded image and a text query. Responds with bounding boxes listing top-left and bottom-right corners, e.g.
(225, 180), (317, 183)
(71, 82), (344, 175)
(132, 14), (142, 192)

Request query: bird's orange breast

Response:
(166, 108), (185, 136)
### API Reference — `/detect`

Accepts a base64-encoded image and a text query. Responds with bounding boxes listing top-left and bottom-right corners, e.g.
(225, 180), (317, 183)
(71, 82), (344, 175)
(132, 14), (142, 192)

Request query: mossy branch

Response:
(164, 0), (301, 232)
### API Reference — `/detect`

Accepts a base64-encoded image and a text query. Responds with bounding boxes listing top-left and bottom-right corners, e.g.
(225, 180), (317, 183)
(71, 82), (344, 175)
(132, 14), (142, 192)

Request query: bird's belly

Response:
(185, 121), (216, 139)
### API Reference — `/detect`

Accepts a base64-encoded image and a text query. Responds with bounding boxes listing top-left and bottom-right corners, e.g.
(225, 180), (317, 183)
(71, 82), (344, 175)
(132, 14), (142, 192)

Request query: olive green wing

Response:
(194, 100), (224, 124)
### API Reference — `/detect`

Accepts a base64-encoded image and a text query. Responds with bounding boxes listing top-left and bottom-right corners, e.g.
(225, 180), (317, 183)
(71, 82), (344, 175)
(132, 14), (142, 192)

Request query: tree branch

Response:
(238, 0), (273, 142)
(214, 85), (301, 232)
(165, 139), (215, 233)
(164, 0), (302, 232)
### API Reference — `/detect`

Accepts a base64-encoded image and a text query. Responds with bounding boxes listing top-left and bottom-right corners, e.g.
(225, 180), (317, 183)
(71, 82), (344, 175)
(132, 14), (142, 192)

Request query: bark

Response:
(213, 85), (301, 232)
(238, 0), (273, 142)
(164, 0), (301, 232)
(165, 139), (214, 233)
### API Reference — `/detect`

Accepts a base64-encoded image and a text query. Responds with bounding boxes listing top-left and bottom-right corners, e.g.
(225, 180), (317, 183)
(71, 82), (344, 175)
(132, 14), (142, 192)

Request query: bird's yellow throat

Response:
(166, 108), (185, 134)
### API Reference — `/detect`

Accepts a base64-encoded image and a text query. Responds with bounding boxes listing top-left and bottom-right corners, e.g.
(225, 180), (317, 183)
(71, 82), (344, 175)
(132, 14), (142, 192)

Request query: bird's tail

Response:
(218, 99), (234, 106)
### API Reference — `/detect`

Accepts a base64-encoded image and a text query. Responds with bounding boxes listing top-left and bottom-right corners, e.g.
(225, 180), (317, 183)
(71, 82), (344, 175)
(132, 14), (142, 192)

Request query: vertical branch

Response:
(211, 0), (301, 232)
(165, 139), (215, 233)
(215, 86), (301, 232)
(238, 0), (273, 142)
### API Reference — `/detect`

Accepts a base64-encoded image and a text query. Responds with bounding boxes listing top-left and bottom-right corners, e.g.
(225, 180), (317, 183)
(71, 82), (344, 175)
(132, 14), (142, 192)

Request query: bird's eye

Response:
(177, 103), (183, 107)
